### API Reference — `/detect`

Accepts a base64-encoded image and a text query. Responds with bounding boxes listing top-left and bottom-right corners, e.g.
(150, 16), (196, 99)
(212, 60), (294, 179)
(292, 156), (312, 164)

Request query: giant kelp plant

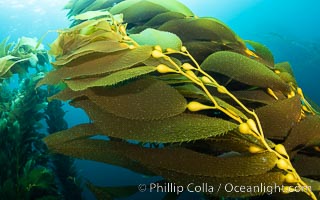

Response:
(39, 0), (320, 199)
(0, 37), (60, 199)
(0, 36), (82, 199)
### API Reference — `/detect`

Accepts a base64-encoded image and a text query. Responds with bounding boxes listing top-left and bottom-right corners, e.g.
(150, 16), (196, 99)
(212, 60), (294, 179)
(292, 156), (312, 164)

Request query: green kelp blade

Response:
(37, 46), (152, 87)
(80, 0), (124, 14)
(143, 11), (186, 27)
(74, 9), (111, 20)
(112, 1), (168, 24)
(110, 0), (193, 23)
(65, 66), (157, 91)
(201, 51), (291, 93)
(0, 37), (10, 57)
(274, 62), (297, 86)
(277, 72), (297, 86)
(305, 95), (320, 114)
(302, 177), (320, 192)
(64, 0), (76, 10)
(256, 95), (301, 139)
(157, 73), (192, 85)
(49, 139), (155, 176)
(19, 167), (56, 192)
(0, 56), (29, 77)
(144, 0), (194, 16)
(284, 115), (320, 153)
(275, 62), (295, 76)
(130, 28), (182, 51)
(87, 182), (140, 200)
(65, 0), (94, 18)
(159, 18), (237, 42)
(61, 78), (187, 120)
(245, 40), (274, 67)
(53, 40), (129, 66)
(70, 99), (237, 143)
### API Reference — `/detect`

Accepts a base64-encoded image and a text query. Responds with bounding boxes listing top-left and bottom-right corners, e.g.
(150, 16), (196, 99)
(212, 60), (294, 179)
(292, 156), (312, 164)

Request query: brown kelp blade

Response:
(256, 95), (301, 139)
(245, 40), (275, 67)
(37, 46), (152, 87)
(284, 115), (320, 153)
(71, 99), (237, 143)
(49, 139), (279, 181)
(54, 78), (187, 120)
(64, 66), (157, 91)
(49, 138), (283, 198)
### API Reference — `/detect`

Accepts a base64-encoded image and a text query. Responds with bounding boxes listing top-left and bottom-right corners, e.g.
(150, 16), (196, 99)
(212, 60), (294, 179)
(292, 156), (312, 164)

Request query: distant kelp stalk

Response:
(0, 37), (60, 199)
(0, 36), (82, 200)
(39, 0), (320, 199)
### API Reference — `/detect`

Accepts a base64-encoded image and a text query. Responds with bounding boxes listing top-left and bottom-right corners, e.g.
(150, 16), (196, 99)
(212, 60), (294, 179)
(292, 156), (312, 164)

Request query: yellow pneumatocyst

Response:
(276, 158), (289, 170)
(239, 123), (251, 134)
(201, 76), (212, 84)
(156, 64), (176, 74)
(246, 119), (259, 134)
(282, 186), (292, 194)
(182, 63), (196, 70)
(285, 173), (298, 183)
(267, 88), (279, 100)
(217, 85), (228, 94)
(154, 45), (162, 52)
(274, 144), (288, 157)
(287, 91), (295, 98)
(302, 105), (309, 112)
(187, 101), (212, 112)
(248, 145), (264, 153)
(152, 50), (164, 58)
(297, 87), (303, 96)
(181, 46), (187, 52)
(185, 70), (199, 81)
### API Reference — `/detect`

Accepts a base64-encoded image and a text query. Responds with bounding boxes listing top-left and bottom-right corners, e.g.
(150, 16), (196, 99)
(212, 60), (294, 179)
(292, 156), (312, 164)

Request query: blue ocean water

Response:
(1, 0), (320, 199)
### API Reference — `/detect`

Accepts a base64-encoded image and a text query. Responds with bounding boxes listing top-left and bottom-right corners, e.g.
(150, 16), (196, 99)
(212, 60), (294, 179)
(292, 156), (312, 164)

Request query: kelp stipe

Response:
(40, 0), (320, 199)
(44, 96), (83, 200)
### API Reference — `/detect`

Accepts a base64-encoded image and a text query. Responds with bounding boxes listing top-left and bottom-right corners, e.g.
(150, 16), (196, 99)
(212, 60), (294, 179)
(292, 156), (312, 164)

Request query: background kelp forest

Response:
(1, 0), (320, 200)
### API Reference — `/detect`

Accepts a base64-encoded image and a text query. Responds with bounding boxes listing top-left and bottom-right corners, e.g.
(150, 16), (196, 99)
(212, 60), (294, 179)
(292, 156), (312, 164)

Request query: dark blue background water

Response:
(1, 0), (320, 199)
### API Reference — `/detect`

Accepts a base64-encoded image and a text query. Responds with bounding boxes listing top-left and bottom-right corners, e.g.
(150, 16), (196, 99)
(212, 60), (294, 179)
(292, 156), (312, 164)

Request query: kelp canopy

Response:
(39, 0), (320, 199)
(0, 36), (49, 81)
